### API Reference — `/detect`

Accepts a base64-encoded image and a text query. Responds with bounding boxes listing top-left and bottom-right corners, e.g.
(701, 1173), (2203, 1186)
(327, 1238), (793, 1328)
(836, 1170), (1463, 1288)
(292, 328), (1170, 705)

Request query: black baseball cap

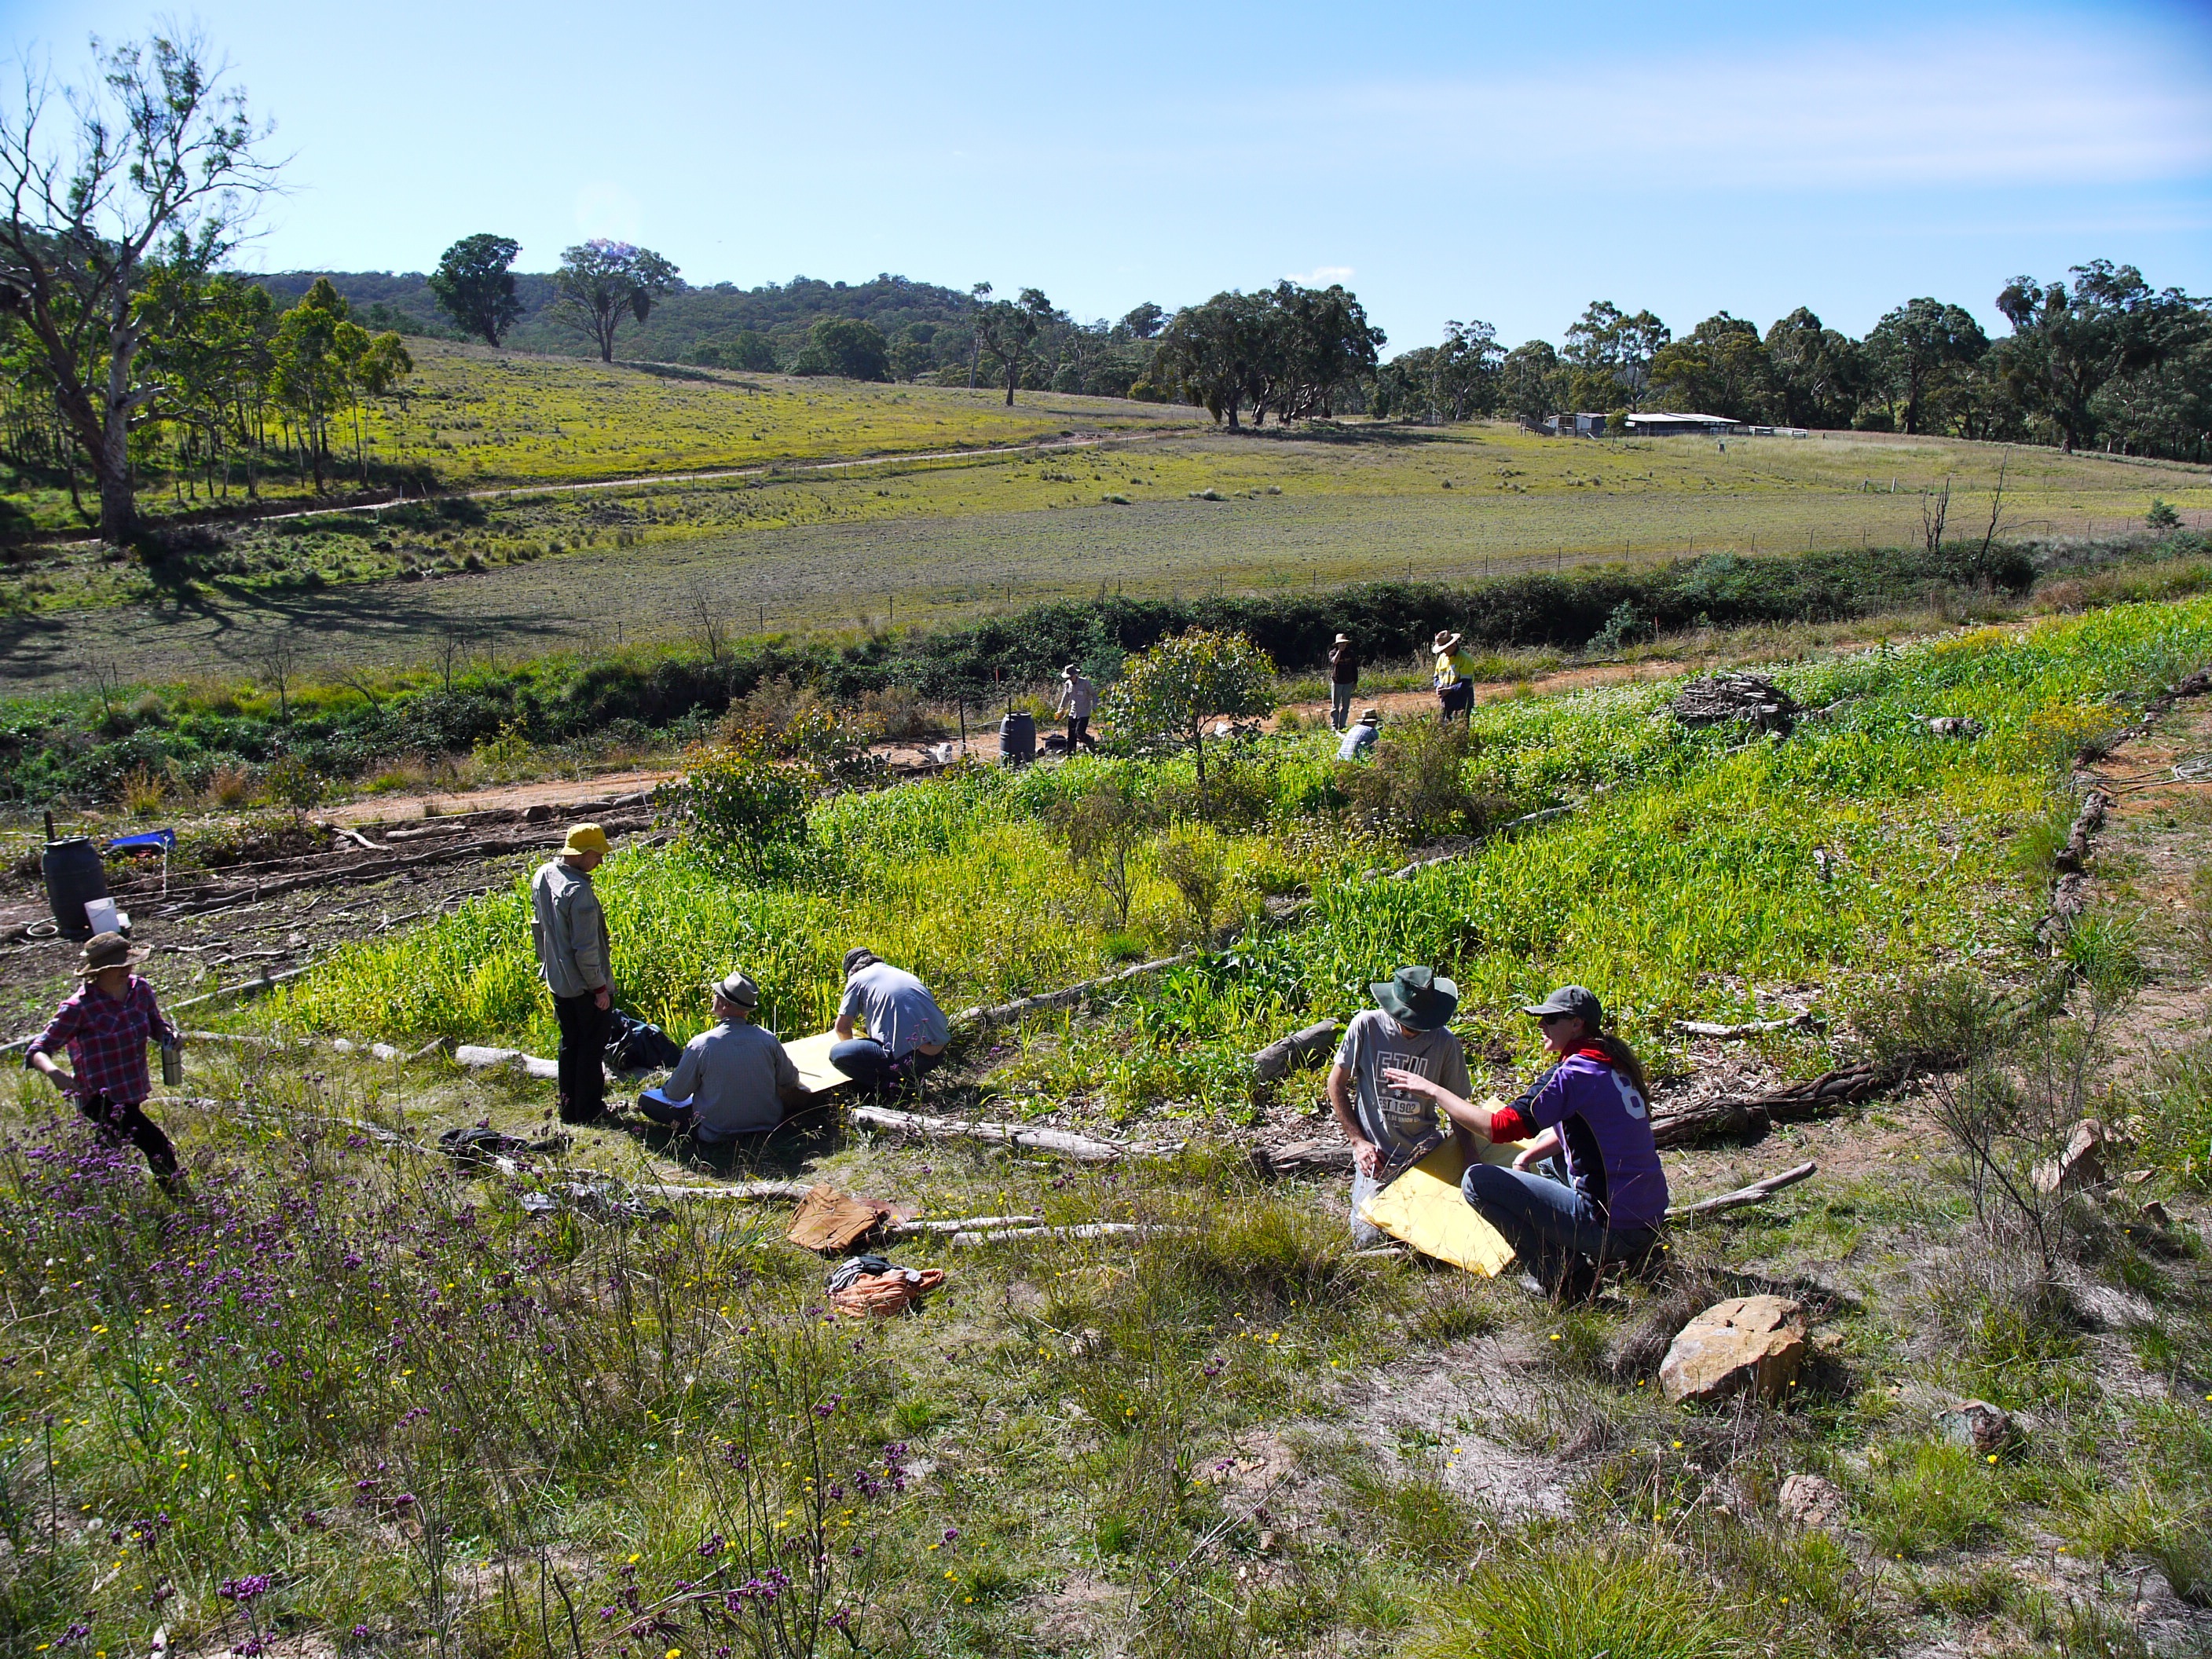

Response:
(1521, 985), (1603, 1027)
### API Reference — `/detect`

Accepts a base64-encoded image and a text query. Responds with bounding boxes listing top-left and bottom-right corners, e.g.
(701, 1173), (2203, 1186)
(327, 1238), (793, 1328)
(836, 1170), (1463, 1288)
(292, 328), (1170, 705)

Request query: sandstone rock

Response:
(1777, 1472), (1847, 1533)
(1658, 1295), (1809, 1405)
(1936, 1398), (2013, 1456)
(2031, 1118), (2110, 1196)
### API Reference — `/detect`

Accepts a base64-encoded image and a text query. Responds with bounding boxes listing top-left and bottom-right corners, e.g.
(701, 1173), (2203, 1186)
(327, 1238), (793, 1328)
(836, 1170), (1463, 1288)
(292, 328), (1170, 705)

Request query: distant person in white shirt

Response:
(1056, 665), (1099, 752)
(830, 947), (950, 1097)
(636, 972), (806, 1141)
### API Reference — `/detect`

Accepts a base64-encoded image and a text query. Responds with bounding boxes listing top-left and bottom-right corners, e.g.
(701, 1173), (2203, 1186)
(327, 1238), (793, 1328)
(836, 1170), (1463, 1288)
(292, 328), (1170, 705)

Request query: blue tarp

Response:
(107, 830), (175, 851)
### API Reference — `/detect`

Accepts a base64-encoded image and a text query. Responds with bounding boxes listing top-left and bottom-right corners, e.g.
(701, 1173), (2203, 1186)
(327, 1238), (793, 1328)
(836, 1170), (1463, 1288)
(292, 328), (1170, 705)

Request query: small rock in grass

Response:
(2137, 1199), (2174, 1229)
(1777, 1472), (1848, 1533)
(2031, 1118), (2110, 1195)
(1936, 1399), (2013, 1456)
(1658, 1295), (1809, 1405)
(1809, 1324), (1846, 1356)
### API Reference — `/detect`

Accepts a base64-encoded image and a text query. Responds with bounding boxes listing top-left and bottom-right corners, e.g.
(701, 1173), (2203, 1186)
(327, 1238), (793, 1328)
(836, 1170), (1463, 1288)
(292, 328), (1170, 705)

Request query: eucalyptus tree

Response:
(0, 29), (280, 541)
(552, 240), (679, 361)
(1995, 262), (2191, 453)
(1865, 298), (1986, 436)
(428, 233), (526, 346)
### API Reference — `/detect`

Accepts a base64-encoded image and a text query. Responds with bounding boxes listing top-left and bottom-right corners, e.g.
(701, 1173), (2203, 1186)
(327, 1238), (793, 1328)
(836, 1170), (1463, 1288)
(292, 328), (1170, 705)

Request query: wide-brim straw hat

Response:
(562, 823), (610, 857)
(1334, 633), (1351, 644)
(1372, 965), (1459, 1031)
(1433, 631), (1463, 653)
(75, 931), (149, 977)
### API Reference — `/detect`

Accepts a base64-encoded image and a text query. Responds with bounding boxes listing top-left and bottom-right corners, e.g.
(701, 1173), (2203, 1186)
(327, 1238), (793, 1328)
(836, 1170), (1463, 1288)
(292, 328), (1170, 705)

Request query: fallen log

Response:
(848, 1104), (1182, 1163)
(1254, 1139), (1356, 1176)
(1251, 1020), (1343, 1082)
(1673, 1012), (1822, 1040)
(1649, 1059), (1906, 1149)
(891, 1214), (1041, 1236)
(1664, 1160), (1817, 1222)
(951, 1221), (1190, 1247)
(950, 951), (1201, 1030)
(453, 1044), (562, 1082)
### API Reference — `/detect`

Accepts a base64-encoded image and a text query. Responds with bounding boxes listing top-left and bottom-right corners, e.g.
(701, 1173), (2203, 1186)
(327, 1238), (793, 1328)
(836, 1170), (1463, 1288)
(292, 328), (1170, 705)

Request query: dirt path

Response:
(31, 434), (1141, 550)
(2075, 694), (2212, 1076)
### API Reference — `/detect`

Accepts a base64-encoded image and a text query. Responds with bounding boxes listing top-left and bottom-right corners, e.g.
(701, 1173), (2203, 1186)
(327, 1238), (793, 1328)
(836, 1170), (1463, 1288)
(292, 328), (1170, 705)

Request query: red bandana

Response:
(1574, 1046), (1613, 1065)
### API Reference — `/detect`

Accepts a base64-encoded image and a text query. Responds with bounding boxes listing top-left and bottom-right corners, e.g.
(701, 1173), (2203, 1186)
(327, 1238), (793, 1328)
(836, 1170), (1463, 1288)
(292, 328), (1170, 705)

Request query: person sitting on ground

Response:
(636, 971), (808, 1142)
(1327, 632), (1361, 731)
(25, 932), (189, 1198)
(1336, 707), (1382, 761)
(1383, 984), (1667, 1296)
(1056, 664), (1099, 753)
(1327, 965), (1472, 1246)
(831, 948), (950, 1097)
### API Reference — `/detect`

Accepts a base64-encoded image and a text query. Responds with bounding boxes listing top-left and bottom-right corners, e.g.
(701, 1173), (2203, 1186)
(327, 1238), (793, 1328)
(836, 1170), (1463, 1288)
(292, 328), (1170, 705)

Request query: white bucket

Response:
(83, 897), (123, 937)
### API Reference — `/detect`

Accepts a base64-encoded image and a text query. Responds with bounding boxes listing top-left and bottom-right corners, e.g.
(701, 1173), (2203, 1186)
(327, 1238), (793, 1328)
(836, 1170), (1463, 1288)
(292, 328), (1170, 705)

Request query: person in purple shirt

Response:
(1383, 983), (1666, 1297)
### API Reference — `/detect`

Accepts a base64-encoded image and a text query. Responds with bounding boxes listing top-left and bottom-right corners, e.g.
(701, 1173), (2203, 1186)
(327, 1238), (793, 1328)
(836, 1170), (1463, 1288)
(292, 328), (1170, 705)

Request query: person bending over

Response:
(637, 972), (808, 1142)
(26, 932), (189, 1198)
(830, 948), (950, 1098)
(1326, 965), (1472, 1246)
(1384, 984), (1666, 1296)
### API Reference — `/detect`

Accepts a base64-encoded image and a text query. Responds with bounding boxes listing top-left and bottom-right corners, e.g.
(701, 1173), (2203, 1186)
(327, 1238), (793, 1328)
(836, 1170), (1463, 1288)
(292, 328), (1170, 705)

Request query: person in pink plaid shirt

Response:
(26, 932), (187, 1196)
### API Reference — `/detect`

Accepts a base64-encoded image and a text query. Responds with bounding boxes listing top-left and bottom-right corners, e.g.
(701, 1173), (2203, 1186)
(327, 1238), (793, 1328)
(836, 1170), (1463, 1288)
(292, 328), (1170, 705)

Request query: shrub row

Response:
(4, 533), (2194, 806)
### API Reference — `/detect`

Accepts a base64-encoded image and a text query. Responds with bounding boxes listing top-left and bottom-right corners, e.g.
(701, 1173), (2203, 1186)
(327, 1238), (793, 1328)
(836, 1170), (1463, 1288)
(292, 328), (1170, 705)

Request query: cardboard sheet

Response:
(1358, 1137), (1519, 1278)
(780, 1030), (851, 1094)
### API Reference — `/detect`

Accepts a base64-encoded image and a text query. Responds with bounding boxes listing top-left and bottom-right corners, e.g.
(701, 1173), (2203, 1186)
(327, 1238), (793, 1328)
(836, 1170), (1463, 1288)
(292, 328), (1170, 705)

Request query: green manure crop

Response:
(275, 752), (1364, 1054)
(280, 597), (2212, 1115)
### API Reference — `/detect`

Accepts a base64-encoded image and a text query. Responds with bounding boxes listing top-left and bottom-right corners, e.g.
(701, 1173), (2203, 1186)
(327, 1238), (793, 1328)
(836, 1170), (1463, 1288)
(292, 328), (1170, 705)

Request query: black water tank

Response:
(42, 837), (108, 941)
(998, 711), (1036, 766)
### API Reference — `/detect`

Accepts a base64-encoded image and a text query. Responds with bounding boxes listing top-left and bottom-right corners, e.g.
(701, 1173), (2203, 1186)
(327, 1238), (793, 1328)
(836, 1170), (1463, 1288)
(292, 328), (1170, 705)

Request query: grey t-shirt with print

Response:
(1335, 1009), (1472, 1176)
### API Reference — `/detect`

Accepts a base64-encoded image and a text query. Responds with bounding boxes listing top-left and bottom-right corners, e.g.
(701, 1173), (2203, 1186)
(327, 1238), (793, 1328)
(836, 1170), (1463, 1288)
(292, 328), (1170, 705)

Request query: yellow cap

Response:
(562, 822), (610, 857)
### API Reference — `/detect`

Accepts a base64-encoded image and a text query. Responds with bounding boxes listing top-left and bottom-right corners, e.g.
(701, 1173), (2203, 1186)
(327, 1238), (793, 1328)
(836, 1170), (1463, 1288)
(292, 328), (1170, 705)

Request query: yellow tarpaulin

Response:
(1357, 1130), (1522, 1278)
(779, 1031), (851, 1095)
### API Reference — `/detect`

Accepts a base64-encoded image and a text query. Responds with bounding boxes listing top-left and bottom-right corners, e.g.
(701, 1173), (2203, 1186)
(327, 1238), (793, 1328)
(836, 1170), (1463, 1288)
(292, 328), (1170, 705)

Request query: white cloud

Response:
(1287, 265), (1355, 284)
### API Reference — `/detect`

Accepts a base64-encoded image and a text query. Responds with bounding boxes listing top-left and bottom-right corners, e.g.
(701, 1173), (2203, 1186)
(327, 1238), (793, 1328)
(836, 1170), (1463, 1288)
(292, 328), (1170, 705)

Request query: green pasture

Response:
(0, 337), (1201, 535)
(7, 410), (2206, 693)
(275, 595), (2212, 1113)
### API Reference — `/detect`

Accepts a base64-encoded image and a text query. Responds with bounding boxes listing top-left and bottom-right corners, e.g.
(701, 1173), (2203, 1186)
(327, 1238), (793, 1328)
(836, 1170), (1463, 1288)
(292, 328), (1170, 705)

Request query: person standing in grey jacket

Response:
(531, 822), (615, 1123)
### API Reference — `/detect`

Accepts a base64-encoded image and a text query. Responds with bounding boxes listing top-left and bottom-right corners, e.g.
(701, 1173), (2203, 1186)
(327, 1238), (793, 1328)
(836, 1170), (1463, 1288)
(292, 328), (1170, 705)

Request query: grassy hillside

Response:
(6, 595), (2209, 1658)
(5, 368), (2205, 694)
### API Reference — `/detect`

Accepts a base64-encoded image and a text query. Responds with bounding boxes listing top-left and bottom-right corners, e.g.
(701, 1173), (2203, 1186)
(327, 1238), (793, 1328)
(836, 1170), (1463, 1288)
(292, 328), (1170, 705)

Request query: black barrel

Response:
(42, 837), (109, 941)
(998, 711), (1036, 766)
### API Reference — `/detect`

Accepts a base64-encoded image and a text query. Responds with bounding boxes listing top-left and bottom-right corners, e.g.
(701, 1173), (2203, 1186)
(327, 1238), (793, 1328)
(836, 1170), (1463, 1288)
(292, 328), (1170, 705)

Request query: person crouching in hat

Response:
(531, 822), (617, 1125)
(1336, 708), (1382, 762)
(831, 947), (950, 1099)
(1327, 633), (1361, 731)
(1056, 665), (1098, 753)
(24, 932), (188, 1196)
(636, 972), (807, 1142)
(1326, 966), (1472, 1244)
(1431, 631), (1475, 723)
(1383, 985), (1668, 1297)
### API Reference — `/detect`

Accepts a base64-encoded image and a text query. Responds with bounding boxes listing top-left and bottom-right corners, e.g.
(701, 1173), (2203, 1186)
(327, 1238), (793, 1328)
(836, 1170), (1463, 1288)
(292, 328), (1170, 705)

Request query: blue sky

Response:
(9, 0), (2211, 353)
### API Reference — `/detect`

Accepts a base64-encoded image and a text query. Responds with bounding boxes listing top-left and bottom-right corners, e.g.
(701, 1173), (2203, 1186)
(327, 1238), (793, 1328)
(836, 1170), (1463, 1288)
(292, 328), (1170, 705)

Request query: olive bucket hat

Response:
(1371, 965), (1459, 1031)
